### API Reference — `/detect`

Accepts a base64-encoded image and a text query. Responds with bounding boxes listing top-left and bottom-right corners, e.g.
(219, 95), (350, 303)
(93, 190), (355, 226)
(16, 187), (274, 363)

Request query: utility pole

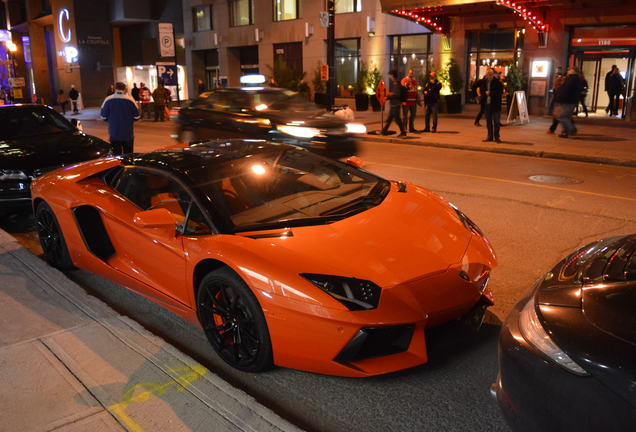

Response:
(326, 0), (335, 108)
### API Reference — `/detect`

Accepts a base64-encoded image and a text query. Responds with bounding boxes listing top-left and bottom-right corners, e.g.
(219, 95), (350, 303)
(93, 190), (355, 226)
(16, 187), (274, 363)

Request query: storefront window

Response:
(335, 0), (361, 14)
(334, 38), (360, 97)
(466, 29), (524, 99)
(389, 34), (432, 80)
(230, 0), (253, 26)
(193, 6), (213, 32)
(274, 0), (298, 21)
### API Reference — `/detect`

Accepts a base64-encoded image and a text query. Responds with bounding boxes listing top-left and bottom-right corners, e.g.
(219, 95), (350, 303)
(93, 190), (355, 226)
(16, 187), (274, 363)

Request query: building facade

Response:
(2, 0), (184, 107)
(182, 0), (443, 98)
(382, 0), (636, 117)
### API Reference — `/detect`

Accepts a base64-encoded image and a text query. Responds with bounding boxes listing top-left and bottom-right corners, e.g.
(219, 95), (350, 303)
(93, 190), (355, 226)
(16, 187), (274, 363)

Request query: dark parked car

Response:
(494, 234), (636, 431)
(177, 87), (365, 158)
(0, 104), (113, 216)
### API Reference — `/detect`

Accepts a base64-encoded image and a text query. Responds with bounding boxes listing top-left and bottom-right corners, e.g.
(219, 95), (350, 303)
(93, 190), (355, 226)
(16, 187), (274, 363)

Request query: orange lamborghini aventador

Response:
(31, 140), (496, 377)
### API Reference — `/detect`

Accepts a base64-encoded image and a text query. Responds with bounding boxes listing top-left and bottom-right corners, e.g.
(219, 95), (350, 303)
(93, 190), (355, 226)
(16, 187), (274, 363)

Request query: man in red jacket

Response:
(400, 68), (420, 133)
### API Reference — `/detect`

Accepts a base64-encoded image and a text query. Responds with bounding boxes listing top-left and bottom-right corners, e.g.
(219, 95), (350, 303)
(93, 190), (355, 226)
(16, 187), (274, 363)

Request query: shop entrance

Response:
(576, 53), (631, 114)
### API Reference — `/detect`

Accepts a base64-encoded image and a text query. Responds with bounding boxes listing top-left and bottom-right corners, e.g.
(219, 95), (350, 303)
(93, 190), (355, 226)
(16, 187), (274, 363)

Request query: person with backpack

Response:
(152, 82), (169, 122)
(381, 69), (407, 137)
(422, 72), (442, 133)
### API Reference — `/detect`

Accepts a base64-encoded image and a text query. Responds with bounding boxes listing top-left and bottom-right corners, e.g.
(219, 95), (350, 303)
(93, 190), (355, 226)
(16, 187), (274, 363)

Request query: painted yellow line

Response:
(371, 161), (636, 202)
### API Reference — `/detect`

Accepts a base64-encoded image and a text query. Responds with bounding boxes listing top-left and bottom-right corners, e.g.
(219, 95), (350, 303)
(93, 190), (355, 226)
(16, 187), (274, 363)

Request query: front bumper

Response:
(0, 181), (32, 212)
(494, 298), (636, 431)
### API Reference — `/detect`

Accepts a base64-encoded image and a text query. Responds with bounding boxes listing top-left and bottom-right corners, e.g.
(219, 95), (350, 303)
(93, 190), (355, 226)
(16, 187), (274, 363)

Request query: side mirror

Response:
(71, 118), (83, 131)
(132, 208), (177, 237)
(345, 156), (365, 169)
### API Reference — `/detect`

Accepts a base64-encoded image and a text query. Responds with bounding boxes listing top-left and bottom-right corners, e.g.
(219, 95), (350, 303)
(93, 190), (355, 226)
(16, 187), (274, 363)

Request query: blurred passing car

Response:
(494, 235), (636, 431)
(32, 140), (496, 377)
(0, 104), (112, 216)
(177, 87), (365, 158)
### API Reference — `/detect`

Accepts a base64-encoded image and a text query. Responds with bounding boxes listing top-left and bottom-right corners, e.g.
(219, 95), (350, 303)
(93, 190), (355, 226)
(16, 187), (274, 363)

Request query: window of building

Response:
(466, 29), (524, 94)
(274, 0), (298, 21)
(230, 0), (254, 26)
(389, 33), (432, 81)
(334, 0), (361, 14)
(193, 5), (213, 32)
(334, 38), (360, 97)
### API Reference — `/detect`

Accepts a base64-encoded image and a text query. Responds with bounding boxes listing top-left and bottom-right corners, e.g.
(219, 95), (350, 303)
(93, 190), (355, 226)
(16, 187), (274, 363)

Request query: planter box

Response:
(354, 94), (369, 111)
(444, 94), (463, 114)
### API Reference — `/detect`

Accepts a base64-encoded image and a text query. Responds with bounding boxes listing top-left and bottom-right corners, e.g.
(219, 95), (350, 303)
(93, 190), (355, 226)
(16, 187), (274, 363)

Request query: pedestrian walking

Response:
(152, 82), (169, 122)
(69, 85), (80, 114)
(605, 65), (625, 116)
(547, 67), (564, 116)
(100, 82), (140, 155)
(422, 72), (442, 133)
(381, 69), (406, 137)
(56, 89), (68, 114)
(479, 69), (504, 143)
(400, 68), (420, 133)
(551, 68), (581, 138)
(472, 75), (486, 126)
(139, 83), (152, 120)
(131, 83), (140, 102)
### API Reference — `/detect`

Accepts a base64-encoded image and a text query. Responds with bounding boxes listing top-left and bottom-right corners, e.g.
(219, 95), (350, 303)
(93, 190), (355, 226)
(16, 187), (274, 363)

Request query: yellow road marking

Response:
(371, 162), (636, 202)
(108, 364), (207, 432)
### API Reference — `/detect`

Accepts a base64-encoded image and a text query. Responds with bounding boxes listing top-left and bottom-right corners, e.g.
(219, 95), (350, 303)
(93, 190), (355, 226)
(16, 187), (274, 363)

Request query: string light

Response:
(391, 7), (447, 33)
(494, 0), (547, 31)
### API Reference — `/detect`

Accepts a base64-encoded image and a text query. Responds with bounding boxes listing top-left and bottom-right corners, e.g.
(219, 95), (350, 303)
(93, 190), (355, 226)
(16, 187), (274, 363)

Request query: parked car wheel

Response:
(197, 267), (273, 372)
(35, 201), (76, 270)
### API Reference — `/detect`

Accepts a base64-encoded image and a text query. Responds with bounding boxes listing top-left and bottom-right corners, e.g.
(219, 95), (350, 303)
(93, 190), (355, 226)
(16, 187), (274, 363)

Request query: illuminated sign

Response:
(64, 46), (78, 63)
(531, 60), (550, 78)
(58, 9), (71, 43)
(0, 30), (11, 42)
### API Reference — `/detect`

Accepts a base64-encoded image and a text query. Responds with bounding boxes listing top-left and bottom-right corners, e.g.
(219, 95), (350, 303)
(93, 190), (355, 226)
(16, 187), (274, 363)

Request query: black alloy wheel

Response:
(35, 202), (75, 270)
(197, 268), (273, 372)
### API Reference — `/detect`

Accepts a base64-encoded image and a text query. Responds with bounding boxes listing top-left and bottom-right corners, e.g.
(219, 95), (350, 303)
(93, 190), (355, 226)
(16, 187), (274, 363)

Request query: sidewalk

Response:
(353, 108), (636, 168)
(0, 229), (301, 432)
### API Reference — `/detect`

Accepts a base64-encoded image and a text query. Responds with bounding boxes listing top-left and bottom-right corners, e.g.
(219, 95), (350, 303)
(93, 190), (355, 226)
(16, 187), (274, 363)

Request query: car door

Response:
(101, 167), (197, 307)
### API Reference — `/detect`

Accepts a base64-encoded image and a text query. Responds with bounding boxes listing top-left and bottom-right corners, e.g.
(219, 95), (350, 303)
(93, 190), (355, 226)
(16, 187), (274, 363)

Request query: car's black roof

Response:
(122, 140), (298, 178)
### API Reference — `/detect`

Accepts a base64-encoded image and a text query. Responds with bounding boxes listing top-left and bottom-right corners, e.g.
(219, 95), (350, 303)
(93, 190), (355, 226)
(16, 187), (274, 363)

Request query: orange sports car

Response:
(31, 140), (496, 377)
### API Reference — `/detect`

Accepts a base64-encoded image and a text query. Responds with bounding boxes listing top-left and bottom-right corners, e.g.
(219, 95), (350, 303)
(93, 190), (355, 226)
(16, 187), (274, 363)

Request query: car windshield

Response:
(189, 147), (389, 232)
(0, 108), (74, 139)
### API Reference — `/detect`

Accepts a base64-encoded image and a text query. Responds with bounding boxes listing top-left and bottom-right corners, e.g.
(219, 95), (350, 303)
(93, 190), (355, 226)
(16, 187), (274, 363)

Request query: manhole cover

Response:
(528, 175), (583, 185)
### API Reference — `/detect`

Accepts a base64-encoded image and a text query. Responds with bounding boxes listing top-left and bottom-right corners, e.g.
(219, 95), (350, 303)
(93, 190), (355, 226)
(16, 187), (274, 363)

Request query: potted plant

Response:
(354, 62), (369, 111)
(438, 58), (464, 114)
(367, 67), (383, 112)
(312, 62), (328, 107)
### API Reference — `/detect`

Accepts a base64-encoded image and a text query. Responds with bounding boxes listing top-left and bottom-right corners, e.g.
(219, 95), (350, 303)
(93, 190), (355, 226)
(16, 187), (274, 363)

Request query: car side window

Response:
(113, 168), (211, 235)
(205, 92), (230, 111)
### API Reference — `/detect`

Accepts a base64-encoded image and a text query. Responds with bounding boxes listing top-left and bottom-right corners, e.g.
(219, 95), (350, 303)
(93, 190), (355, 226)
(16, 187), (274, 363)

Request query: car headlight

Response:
(276, 125), (321, 138)
(300, 274), (381, 311)
(0, 169), (30, 181)
(345, 123), (367, 134)
(518, 298), (589, 375)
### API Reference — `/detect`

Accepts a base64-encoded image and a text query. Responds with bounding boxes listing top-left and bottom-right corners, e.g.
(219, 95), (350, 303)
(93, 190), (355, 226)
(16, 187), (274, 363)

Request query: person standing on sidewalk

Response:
(56, 89), (68, 115)
(422, 72), (442, 133)
(401, 68), (420, 133)
(381, 69), (407, 137)
(605, 66), (625, 117)
(139, 83), (152, 120)
(479, 69), (503, 143)
(69, 85), (80, 114)
(152, 82), (169, 122)
(472, 75), (486, 126)
(552, 68), (581, 138)
(131, 83), (140, 103)
(100, 82), (140, 155)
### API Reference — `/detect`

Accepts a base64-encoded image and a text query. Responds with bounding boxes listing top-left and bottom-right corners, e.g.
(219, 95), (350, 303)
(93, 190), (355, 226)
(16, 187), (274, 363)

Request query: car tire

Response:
(35, 201), (76, 270)
(197, 267), (273, 372)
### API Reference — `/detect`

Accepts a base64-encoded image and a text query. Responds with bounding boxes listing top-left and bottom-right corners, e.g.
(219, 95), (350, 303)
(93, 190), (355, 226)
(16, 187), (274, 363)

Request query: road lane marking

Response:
(370, 161), (636, 202)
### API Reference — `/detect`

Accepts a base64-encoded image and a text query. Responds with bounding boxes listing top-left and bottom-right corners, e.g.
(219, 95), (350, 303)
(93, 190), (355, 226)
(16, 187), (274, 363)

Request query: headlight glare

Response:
(345, 123), (367, 134)
(276, 125), (320, 138)
(519, 298), (588, 375)
(300, 273), (381, 311)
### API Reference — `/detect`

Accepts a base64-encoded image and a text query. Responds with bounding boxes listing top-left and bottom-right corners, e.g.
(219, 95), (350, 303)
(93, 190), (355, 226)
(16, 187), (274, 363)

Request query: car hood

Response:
(238, 184), (476, 288)
(0, 131), (110, 171)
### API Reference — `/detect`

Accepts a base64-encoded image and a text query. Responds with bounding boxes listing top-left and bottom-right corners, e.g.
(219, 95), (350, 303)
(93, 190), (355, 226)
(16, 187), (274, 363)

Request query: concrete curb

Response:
(362, 135), (636, 168)
(0, 229), (302, 432)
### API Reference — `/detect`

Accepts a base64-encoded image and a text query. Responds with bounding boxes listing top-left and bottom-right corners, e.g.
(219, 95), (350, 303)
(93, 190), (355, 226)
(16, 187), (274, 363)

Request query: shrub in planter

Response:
(367, 67), (382, 112)
(438, 58), (465, 114)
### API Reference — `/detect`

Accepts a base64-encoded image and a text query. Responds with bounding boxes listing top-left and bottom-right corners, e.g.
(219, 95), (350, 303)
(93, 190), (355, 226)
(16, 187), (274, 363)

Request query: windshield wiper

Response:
(233, 215), (345, 233)
(319, 180), (390, 217)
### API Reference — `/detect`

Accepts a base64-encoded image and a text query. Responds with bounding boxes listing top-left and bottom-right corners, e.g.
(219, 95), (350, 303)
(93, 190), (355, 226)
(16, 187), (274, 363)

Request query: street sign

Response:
(319, 11), (329, 28)
(376, 80), (388, 107)
(8, 77), (25, 88)
(320, 64), (328, 81)
(156, 64), (178, 86)
(158, 23), (175, 57)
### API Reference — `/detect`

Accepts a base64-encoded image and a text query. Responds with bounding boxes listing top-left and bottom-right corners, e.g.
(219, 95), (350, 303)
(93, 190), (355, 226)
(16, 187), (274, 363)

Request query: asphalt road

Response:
(4, 125), (636, 431)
